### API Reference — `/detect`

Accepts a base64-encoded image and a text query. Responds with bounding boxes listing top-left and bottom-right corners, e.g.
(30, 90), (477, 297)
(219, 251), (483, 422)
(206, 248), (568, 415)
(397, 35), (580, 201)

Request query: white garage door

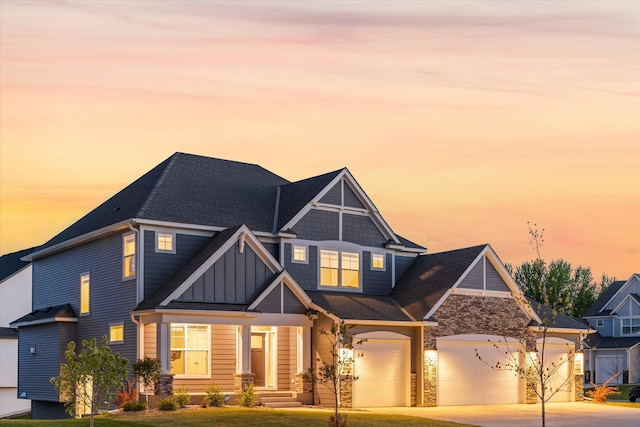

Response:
(596, 355), (624, 385)
(438, 335), (522, 406)
(353, 332), (410, 407)
(537, 338), (573, 402)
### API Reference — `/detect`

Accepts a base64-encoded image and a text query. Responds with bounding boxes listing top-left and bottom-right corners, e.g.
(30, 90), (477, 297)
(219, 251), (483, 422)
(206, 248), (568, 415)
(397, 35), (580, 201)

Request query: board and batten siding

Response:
(177, 245), (274, 304)
(143, 231), (210, 300)
(31, 232), (138, 365)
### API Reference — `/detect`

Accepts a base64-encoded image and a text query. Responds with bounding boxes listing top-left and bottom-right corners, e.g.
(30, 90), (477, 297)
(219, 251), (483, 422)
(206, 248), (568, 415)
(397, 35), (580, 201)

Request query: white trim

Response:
(159, 226), (282, 306)
(109, 322), (125, 344)
(450, 288), (513, 298)
(80, 272), (91, 316)
(371, 253), (386, 271)
(528, 326), (594, 334)
(610, 293), (640, 315)
(122, 232), (137, 281)
(355, 331), (410, 341)
(170, 323), (211, 379)
(292, 244), (308, 264)
(343, 319), (425, 327)
(247, 270), (313, 311)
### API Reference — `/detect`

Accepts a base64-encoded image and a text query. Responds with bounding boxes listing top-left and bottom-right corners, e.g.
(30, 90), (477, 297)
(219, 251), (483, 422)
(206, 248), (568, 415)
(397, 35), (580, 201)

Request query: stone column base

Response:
(339, 375), (353, 408)
(294, 373), (313, 393)
(233, 373), (255, 393)
(575, 374), (584, 401)
(155, 374), (174, 396)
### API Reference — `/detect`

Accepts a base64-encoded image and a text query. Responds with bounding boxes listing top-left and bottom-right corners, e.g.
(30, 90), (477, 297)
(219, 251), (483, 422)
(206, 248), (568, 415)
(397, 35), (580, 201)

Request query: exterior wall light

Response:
(29, 345), (36, 355)
(574, 351), (584, 375)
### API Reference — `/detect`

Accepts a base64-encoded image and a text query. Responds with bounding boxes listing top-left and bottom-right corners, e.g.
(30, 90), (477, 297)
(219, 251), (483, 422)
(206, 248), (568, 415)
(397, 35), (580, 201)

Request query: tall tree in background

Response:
(507, 223), (614, 318)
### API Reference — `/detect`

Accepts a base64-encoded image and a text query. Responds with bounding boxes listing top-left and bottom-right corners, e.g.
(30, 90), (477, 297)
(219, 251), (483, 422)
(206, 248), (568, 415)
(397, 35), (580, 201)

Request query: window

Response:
(596, 319), (604, 327)
(80, 273), (90, 314)
(371, 253), (385, 270)
(320, 249), (360, 289)
(156, 232), (175, 253)
(110, 323), (124, 344)
(170, 324), (210, 377)
(123, 233), (136, 279)
(621, 318), (640, 335)
(292, 245), (307, 263)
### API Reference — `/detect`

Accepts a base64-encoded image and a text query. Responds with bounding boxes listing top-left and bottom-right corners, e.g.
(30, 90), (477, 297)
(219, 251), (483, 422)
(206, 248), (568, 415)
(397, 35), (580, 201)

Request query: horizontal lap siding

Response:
(486, 261), (510, 292)
(18, 324), (65, 401)
(277, 327), (295, 390)
(31, 400), (70, 420)
(459, 259), (483, 289)
(144, 323), (157, 359)
(312, 315), (337, 406)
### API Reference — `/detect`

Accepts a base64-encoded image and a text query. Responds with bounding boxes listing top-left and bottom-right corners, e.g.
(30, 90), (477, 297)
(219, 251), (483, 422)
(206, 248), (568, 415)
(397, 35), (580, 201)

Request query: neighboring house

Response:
(583, 273), (640, 385)
(0, 247), (35, 418)
(11, 153), (589, 419)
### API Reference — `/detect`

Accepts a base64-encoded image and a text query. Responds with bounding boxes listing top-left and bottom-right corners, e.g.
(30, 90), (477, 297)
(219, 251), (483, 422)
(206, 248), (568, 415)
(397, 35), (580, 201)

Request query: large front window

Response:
(621, 318), (640, 335)
(320, 249), (360, 289)
(170, 324), (210, 376)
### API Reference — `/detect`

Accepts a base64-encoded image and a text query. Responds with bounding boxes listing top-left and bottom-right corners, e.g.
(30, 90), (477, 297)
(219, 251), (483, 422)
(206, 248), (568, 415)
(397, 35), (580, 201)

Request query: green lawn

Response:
(0, 407), (475, 427)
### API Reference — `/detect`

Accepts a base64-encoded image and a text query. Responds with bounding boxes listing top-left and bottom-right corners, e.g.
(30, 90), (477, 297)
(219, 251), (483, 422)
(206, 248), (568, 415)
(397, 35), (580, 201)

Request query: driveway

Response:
(362, 402), (639, 427)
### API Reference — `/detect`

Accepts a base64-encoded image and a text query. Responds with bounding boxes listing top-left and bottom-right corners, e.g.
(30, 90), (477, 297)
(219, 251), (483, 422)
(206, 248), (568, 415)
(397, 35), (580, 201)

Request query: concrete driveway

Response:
(361, 402), (640, 427)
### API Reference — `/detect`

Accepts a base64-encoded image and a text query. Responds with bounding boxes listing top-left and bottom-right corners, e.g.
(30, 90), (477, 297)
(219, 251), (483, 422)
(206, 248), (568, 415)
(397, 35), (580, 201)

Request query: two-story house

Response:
(583, 274), (640, 385)
(11, 153), (589, 419)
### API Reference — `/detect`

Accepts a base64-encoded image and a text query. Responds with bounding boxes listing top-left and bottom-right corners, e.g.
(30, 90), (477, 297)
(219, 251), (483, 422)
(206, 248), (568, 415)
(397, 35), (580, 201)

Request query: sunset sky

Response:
(1, 1), (638, 281)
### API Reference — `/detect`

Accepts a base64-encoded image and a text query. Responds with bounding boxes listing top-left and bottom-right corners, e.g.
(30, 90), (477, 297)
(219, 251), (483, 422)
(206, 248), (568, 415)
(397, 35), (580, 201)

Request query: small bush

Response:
(586, 373), (621, 402)
(328, 413), (348, 427)
(158, 397), (177, 411)
(173, 387), (191, 407)
(116, 379), (138, 406)
(204, 383), (225, 407)
(121, 401), (147, 412)
(240, 384), (257, 407)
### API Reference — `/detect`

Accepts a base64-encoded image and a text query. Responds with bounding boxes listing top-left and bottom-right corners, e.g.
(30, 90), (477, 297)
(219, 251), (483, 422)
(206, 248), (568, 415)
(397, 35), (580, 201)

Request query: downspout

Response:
(131, 313), (140, 362)
(128, 221), (141, 363)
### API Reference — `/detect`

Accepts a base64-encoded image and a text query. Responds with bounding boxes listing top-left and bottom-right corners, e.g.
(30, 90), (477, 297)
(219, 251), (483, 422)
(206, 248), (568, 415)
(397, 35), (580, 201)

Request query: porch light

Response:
(339, 348), (354, 375)
(425, 348), (437, 362)
(574, 351), (584, 375)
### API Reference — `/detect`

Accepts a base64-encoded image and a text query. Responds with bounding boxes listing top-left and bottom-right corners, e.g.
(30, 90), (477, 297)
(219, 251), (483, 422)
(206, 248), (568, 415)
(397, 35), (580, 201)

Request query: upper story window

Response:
(621, 318), (640, 335)
(320, 249), (360, 289)
(293, 245), (308, 263)
(110, 322), (124, 344)
(123, 233), (136, 279)
(80, 273), (90, 315)
(371, 253), (385, 270)
(170, 324), (210, 377)
(596, 319), (604, 327)
(156, 232), (175, 253)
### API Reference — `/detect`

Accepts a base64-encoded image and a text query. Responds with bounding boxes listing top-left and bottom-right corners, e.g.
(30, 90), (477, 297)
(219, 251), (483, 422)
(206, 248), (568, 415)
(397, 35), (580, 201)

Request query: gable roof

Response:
(391, 244), (487, 321)
(0, 247), (38, 283)
(583, 280), (627, 317)
(527, 299), (591, 331)
(10, 303), (77, 328)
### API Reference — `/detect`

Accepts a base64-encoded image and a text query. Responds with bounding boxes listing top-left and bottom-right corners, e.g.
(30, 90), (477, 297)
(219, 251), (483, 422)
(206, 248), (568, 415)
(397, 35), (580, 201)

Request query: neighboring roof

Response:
(307, 291), (414, 322)
(583, 280), (626, 317)
(10, 303), (77, 327)
(527, 299), (591, 331)
(585, 331), (640, 350)
(0, 327), (18, 339)
(0, 247), (38, 282)
(135, 225), (243, 311)
(391, 244), (487, 321)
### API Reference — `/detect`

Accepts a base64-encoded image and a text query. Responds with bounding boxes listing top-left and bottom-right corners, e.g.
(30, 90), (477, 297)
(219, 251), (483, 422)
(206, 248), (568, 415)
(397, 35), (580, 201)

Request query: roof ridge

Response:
(137, 153), (180, 218)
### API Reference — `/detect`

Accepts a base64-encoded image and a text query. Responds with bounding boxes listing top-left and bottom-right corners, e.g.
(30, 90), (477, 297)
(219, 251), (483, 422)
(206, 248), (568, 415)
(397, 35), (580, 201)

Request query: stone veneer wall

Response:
(575, 374), (584, 401)
(423, 294), (536, 406)
(340, 376), (353, 408)
(233, 373), (255, 393)
(154, 374), (174, 396)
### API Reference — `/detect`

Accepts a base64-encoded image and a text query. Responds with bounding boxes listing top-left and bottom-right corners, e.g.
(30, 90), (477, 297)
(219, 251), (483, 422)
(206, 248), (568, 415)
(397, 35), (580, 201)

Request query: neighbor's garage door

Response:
(353, 332), (410, 407)
(596, 355), (624, 385)
(438, 335), (521, 406)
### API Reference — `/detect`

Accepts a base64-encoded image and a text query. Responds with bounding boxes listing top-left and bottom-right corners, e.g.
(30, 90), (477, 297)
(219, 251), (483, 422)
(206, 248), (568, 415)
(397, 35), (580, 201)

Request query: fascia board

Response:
(11, 317), (78, 328)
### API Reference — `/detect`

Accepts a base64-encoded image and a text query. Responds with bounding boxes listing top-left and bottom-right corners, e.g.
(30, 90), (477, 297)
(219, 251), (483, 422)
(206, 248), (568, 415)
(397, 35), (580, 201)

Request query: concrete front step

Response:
(259, 396), (302, 408)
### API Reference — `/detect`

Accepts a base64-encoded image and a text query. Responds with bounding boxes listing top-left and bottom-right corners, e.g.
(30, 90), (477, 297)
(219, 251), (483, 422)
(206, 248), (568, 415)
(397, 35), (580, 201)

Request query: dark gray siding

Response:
(319, 182), (341, 206)
(283, 244), (318, 291)
(31, 232), (138, 367)
(362, 252), (392, 295)
(283, 287), (307, 314)
(292, 210), (339, 241)
(177, 245), (274, 304)
(395, 255), (417, 282)
(343, 183), (365, 209)
(143, 231), (210, 299)
(342, 214), (386, 247)
(459, 259), (483, 289)
(262, 242), (279, 261)
(255, 286), (281, 313)
(486, 261), (510, 292)
(31, 400), (70, 420)
(18, 323), (72, 402)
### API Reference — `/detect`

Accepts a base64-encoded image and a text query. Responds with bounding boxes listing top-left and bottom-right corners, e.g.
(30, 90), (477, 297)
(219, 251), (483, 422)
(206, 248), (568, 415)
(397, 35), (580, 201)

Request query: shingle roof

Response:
(585, 332), (640, 350)
(307, 291), (414, 322)
(391, 244), (487, 321)
(0, 247), (38, 282)
(0, 327), (18, 339)
(527, 299), (591, 330)
(10, 303), (77, 327)
(583, 280), (626, 317)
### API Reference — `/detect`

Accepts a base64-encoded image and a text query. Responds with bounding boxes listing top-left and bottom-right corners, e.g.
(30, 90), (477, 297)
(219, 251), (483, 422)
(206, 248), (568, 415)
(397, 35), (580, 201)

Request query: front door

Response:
(251, 333), (266, 387)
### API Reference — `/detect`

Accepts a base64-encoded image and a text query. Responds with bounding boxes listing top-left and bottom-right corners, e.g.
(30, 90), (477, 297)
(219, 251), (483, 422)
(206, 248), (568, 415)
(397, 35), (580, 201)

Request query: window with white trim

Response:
(156, 232), (175, 253)
(123, 233), (136, 279)
(320, 249), (360, 289)
(170, 324), (210, 377)
(292, 245), (307, 263)
(110, 323), (124, 344)
(596, 319), (604, 327)
(621, 318), (640, 335)
(371, 253), (385, 270)
(80, 273), (90, 315)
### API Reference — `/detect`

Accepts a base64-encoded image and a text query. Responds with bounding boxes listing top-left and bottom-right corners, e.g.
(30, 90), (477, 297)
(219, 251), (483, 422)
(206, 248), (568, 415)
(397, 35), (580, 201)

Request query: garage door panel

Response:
(537, 341), (573, 402)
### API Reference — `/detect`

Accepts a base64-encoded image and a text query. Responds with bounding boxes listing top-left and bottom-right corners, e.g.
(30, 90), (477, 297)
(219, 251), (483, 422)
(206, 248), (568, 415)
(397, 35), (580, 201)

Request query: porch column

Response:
(234, 325), (254, 392)
(294, 327), (313, 394)
(157, 323), (171, 374)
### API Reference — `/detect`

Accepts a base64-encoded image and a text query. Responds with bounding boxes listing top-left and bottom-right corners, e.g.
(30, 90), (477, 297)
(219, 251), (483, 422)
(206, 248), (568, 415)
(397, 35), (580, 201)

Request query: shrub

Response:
(116, 379), (138, 406)
(240, 384), (257, 407)
(158, 397), (177, 411)
(328, 413), (348, 427)
(173, 387), (191, 407)
(586, 373), (621, 402)
(121, 401), (147, 412)
(204, 383), (225, 407)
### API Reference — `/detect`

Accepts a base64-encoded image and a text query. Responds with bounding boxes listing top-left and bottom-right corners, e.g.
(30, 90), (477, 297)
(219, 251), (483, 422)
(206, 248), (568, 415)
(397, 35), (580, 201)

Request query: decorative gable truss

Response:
(601, 274), (640, 314)
(424, 245), (541, 323)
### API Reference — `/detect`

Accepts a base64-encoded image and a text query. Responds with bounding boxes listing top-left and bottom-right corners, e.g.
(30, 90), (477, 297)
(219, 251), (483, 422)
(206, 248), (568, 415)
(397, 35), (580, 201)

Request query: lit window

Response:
(123, 233), (136, 279)
(371, 253), (385, 270)
(156, 232), (175, 253)
(80, 273), (90, 314)
(293, 245), (307, 263)
(110, 323), (124, 343)
(621, 318), (640, 335)
(170, 324), (210, 377)
(320, 249), (360, 289)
